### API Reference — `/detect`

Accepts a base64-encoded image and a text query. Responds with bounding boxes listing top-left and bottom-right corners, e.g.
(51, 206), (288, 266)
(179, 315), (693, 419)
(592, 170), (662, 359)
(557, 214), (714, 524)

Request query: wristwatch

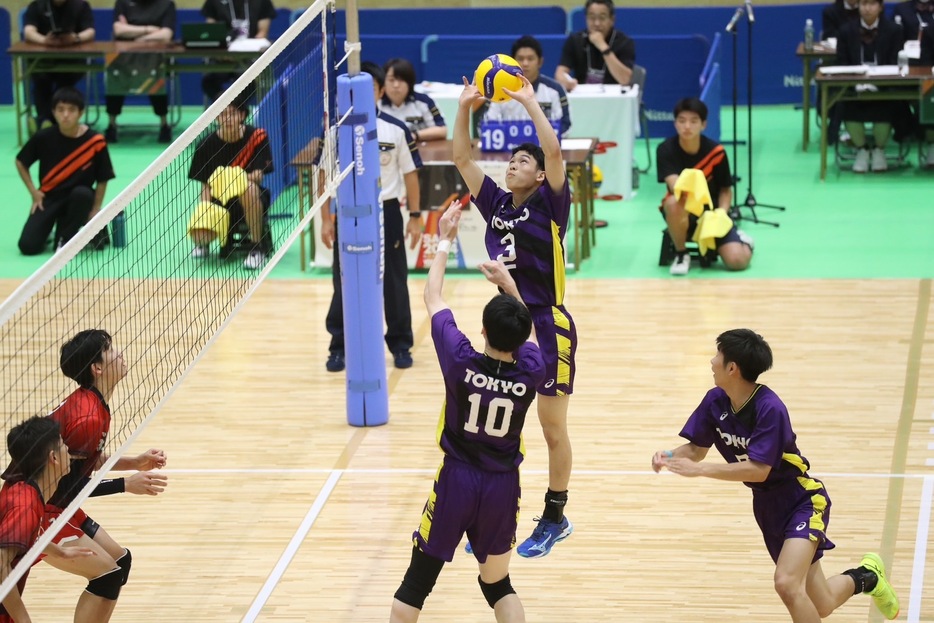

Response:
(408, 211), (422, 218)
(601, 47), (612, 56)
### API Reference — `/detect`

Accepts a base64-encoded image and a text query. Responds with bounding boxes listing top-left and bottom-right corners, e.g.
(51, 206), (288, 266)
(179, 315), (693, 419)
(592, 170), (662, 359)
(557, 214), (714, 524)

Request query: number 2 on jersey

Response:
(464, 394), (514, 437)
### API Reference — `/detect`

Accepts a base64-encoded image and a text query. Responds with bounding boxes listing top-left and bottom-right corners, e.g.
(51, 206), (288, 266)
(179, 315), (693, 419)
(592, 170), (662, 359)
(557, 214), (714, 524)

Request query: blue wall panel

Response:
(0, 9), (11, 107)
(335, 7), (568, 36)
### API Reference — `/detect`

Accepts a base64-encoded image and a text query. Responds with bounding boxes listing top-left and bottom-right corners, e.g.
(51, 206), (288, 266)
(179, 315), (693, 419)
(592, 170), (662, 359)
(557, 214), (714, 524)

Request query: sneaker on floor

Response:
(669, 253), (690, 276)
(191, 245), (209, 259)
(926, 146), (934, 168)
(852, 148), (870, 173)
(158, 124), (171, 144)
(393, 350), (413, 369)
(465, 541), (473, 555)
(860, 553), (899, 620)
(871, 148), (888, 172)
(517, 516), (573, 558)
(736, 229), (754, 251)
(104, 125), (118, 143)
(243, 249), (266, 270)
(325, 352), (345, 372)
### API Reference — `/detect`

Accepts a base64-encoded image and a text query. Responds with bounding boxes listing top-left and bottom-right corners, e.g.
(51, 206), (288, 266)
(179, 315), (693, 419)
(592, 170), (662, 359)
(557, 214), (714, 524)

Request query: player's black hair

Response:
(60, 329), (113, 388)
(383, 58), (417, 98)
(483, 294), (533, 353)
(7, 416), (61, 482)
(51, 86), (85, 112)
(510, 143), (545, 172)
(361, 60), (386, 89)
(716, 329), (774, 383)
(673, 97), (708, 123)
(585, 0), (615, 17)
(511, 35), (543, 60)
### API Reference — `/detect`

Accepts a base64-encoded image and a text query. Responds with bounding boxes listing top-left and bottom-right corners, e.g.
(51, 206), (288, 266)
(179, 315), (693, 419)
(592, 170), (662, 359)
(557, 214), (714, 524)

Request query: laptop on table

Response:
(181, 23), (230, 49)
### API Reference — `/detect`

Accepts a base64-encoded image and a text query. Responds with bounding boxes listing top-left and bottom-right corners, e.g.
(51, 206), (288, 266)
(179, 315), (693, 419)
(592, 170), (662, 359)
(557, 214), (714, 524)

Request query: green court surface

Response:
(1, 104), (932, 281)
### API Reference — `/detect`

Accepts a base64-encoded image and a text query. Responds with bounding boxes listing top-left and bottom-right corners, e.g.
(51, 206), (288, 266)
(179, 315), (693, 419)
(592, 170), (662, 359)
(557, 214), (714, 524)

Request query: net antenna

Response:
(0, 0), (347, 601)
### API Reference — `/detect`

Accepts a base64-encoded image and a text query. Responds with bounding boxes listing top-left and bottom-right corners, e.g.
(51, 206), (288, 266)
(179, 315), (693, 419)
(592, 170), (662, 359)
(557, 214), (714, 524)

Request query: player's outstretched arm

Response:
(424, 201), (464, 316)
(452, 78), (486, 198)
(651, 443), (708, 473)
(503, 74), (565, 193)
(1, 548), (31, 622)
(479, 260), (537, 345)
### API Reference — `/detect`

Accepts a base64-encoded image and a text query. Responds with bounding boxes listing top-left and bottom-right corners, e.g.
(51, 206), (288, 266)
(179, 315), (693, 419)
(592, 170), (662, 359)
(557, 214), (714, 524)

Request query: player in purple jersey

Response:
(453, 73), (576, 558)
(652, 329), (899, 622)
(389, 204), (545, 623)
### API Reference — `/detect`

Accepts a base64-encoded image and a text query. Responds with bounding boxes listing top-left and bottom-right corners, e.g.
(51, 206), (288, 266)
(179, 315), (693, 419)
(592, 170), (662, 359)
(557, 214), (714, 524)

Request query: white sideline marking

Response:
(907, 475), (933, 623)
(241, 470), (342, 622)
(160, 468), (934, 478)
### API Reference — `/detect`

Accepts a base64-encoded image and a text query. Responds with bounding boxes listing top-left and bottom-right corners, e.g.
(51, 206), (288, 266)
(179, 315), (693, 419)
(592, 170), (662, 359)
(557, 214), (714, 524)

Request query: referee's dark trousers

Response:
(326, 198), (414, 356)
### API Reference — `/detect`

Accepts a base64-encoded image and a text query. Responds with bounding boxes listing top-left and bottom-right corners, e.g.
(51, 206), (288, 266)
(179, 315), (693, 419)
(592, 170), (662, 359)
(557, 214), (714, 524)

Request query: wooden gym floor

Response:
(9, 277), (934, 622)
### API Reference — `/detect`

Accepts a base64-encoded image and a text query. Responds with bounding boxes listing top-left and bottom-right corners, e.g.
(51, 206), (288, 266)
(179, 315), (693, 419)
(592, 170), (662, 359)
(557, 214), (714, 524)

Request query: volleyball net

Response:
(0, 0), (347, 599)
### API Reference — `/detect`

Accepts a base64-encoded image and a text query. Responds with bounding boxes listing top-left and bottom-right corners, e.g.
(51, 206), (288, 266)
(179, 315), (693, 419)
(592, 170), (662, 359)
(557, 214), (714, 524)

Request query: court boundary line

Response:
(907, 475), (933, 623)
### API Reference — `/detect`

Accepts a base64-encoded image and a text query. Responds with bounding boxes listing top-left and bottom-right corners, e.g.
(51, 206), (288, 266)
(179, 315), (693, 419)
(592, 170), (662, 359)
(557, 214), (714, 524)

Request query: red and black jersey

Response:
(16, 128), (115, 201)
(48, 388), (111, 509)
(0, 480), (44, 618)
(187, 125), (275, 185)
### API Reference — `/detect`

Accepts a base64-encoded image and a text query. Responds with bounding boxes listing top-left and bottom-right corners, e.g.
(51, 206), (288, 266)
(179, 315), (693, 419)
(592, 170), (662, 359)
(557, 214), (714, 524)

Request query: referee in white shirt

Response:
(320, 62), (425, 372)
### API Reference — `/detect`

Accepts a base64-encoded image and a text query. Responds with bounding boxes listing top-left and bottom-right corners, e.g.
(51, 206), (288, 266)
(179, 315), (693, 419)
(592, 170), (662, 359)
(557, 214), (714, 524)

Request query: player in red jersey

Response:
(43, 329), (167, 622)
(0, 416), (83, 622)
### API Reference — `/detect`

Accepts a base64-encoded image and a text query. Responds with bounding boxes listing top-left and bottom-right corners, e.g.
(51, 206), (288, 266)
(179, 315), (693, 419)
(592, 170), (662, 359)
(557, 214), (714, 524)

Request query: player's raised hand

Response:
(438, 199), (463, 241)
(501, 74), (536, 107)
(459, 77), (484, 108)
(135, 448), (167, 470)
(125, 471), (168, 496)
(479, 260), (519, 299)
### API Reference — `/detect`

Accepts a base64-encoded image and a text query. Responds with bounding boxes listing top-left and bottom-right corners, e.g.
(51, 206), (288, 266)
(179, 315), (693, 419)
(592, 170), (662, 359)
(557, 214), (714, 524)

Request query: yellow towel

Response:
(208, 166), (248, 205)
(187, 200), (230, 242)
(673, 168), (712, 217)
(693, 208), (734, 256)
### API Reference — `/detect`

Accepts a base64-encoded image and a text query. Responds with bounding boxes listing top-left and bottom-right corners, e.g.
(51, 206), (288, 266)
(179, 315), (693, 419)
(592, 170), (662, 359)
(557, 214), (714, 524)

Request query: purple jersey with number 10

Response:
(472, 176), (571, 309)
(679, 385), (814, 491)
(431, 309), (545, 473)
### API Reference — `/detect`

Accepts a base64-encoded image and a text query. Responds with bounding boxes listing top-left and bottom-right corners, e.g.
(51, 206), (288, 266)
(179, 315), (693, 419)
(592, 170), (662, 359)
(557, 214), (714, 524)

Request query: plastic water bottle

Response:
(111, 212), (127, 248)
(804, 19), (815, 52)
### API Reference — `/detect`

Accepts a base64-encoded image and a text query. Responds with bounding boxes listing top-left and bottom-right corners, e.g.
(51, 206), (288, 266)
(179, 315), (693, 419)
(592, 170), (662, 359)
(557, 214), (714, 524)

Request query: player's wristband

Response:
(436, 240), (451, 254)
(89, 478), (126, 497)
(663, 450), (673, 458)
(408, 211), (422, 219)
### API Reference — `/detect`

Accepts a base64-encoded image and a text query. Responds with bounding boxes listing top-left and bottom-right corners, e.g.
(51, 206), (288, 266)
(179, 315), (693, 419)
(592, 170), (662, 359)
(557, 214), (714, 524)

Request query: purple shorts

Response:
(412, 456), (520, 563)
(753, 476), (835, 564)
(529, 304), (577, 396)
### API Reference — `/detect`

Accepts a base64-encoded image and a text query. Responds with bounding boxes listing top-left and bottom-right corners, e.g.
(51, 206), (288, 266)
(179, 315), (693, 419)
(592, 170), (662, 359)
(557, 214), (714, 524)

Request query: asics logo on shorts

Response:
(796, 522), (807, 531)
(544, 379), (555, 388)
(720, 411), (728, 420)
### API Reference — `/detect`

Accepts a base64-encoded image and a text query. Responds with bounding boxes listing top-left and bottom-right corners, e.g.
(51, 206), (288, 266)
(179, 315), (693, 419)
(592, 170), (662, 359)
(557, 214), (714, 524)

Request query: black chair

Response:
(658, 228), (717, 268)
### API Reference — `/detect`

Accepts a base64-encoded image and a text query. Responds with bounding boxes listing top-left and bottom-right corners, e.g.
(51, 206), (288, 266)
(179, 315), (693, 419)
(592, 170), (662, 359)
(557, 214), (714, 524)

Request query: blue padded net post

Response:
(336, 72), (389, 427)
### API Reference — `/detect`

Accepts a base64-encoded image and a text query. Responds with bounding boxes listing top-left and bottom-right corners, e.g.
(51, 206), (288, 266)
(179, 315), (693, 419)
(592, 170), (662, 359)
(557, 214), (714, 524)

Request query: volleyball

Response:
(474, 54), (524, 103)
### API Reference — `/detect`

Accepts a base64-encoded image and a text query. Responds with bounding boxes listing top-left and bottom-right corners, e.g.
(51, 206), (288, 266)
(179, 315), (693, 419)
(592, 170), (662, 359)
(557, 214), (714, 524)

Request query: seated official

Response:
(15, 88), (114, 256)
(657, 98), (753, 276)
(834, 0), (905, 172)
(105, 0), (177, 144)
(823, 0), (861, 39)
(187, 92), (274, 270)
(21, 0), (95, 130)
(555, 0), (635, 92)
(891, 0), (934, 42)
(920, 25), (934, 166)
(200, 0), (277, 102)
(478, 35), (571, 137)
(378, 58), (447, 142)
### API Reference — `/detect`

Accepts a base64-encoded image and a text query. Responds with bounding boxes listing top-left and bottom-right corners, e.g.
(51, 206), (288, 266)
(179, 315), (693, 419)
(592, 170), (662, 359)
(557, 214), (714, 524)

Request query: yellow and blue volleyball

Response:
(474, 54), (524, 103)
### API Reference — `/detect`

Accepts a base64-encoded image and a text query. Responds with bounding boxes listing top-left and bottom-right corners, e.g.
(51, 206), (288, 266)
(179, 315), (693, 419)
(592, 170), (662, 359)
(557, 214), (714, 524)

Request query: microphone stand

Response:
(725, 6), (744, 221)
(736, 0), (784, 227)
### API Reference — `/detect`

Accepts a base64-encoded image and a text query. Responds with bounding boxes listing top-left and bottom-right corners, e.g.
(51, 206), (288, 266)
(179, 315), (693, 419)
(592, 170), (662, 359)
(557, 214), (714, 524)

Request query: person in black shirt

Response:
(199, 0), (277, 101)
(656, 98), (752, 276)
(920, 24), (934, 166)
(105, 0), (177, 144)
(187, 91), (274, 269)
(822, 0), (861, 38)
(21, 0), (95, 129)
(555, 0), (635, 91)
(891, 0), (933, 42)
(14, 87), (115, 255)
(834, 0), (905, 172)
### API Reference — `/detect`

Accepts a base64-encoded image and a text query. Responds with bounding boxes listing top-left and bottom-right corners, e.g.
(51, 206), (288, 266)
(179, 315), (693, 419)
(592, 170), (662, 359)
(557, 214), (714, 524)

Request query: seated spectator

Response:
(834, 0), (905, 172)
(187, 91), (274, 270)
(555, 0), (635, 92)
(379, 58), (447, 142)
(15, 87), (115, 256)
(657, 98), (752, 276)
(823, 0), (861, 39)
(21, 0), (95, 131)
(200, 0), (276, 102)
(105, 0), (177, 144)
(478, 35), (571, 137)
(920, 23), (934, 166)
(891, 0), (933, 42)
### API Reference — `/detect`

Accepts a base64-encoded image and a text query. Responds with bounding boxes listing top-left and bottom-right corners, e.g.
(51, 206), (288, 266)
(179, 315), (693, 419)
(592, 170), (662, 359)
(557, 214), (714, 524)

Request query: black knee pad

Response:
(393, 547), (445, 610)
(116, 548), (132, 586)
(86, 566), (123, 601)
(478, 574), (516, 609)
